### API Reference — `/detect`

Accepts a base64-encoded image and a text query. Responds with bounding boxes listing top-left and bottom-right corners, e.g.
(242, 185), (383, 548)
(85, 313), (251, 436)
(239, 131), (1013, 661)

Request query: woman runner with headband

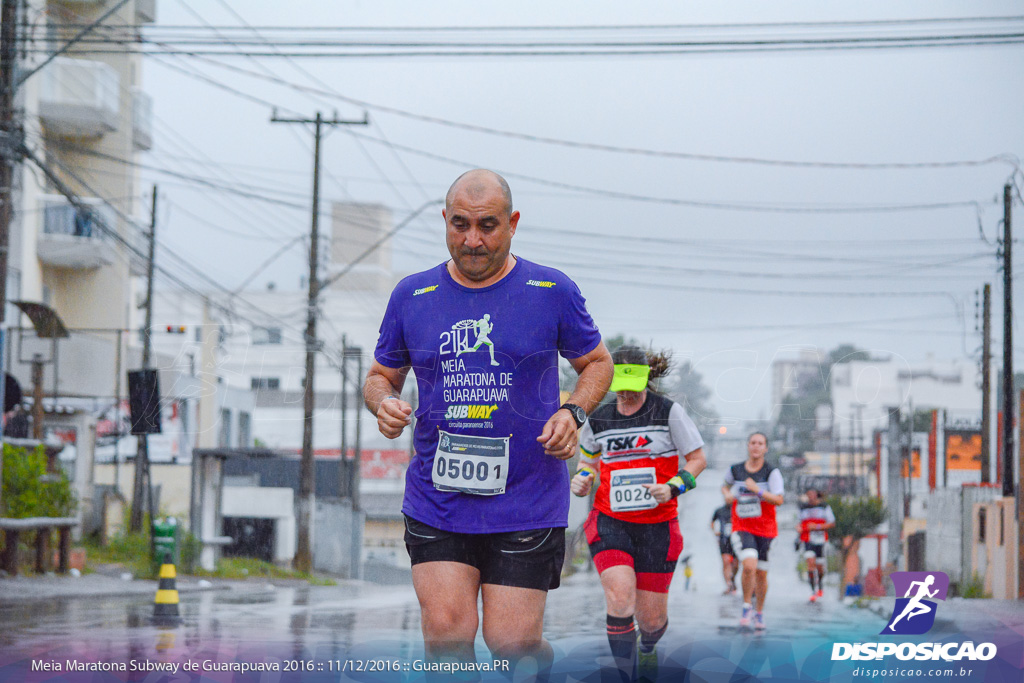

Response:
(572, 346), (706, 681)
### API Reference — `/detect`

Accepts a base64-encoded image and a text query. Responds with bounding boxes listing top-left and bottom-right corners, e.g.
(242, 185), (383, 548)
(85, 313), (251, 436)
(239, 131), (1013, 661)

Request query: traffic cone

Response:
(152, 553), (182, 626)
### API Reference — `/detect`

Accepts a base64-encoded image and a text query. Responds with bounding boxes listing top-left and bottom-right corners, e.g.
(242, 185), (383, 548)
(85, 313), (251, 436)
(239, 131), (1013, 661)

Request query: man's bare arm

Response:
(537, 341), (613, 457)
(364, 361), (412, 439)
(565, 341), (614, 413)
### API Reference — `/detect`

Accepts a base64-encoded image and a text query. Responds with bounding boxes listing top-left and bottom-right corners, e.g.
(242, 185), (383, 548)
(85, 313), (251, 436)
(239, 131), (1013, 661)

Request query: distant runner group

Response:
(364, 169), (833, 680)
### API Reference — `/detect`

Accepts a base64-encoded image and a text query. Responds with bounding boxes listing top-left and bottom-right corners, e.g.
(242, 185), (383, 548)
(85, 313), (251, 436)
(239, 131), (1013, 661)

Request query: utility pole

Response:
(130, 187), (157, 532)
(981, 283), (991, 483)
(271, 110), (367, 573)
(0, 0), (21, 510)
(886, 408), (903, 567)
(1002, 184), (1014, 497)
(339, 334), (349, 499)
(1018, 388), (1024, 599)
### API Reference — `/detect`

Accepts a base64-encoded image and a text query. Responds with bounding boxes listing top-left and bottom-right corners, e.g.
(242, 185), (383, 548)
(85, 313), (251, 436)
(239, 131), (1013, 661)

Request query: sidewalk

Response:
(0, 562), (360, 604)
(0, 569), (221, 603)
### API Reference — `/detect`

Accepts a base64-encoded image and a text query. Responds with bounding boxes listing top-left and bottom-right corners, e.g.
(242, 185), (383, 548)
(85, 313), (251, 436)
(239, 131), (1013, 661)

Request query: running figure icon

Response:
(457, 313), (500, 365)
(888, 575), (939, 631)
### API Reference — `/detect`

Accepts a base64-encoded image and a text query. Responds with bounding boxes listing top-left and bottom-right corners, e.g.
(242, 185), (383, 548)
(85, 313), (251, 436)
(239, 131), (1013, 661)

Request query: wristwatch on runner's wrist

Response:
(560, 403), (587, 429)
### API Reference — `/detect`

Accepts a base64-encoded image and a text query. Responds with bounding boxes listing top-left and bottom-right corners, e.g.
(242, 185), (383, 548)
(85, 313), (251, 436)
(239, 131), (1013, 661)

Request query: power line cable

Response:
(46, 30), (1022, 173)
(40, 16), (1024, 32)
(342, 129), (994, 214)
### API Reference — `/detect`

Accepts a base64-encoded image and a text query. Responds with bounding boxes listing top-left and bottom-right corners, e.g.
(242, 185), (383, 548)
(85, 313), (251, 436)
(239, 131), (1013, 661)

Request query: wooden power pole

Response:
(270, 110), (366, 572)
(130, 187), (158, 532)
(981, 283), (991, 483)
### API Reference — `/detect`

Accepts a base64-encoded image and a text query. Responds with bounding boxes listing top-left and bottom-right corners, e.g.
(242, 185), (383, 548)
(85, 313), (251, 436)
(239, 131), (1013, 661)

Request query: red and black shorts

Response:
(584, 509), (683, 593)
(403, 515), (565, 591)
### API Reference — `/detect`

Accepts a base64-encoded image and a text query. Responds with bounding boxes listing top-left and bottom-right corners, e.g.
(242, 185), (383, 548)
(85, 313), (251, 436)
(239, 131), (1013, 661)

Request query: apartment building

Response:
(9, 0), (153, 333)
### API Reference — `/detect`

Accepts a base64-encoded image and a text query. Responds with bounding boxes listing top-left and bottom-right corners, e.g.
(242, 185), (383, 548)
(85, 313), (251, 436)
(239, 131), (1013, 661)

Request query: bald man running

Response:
(364, 169), (612, 672)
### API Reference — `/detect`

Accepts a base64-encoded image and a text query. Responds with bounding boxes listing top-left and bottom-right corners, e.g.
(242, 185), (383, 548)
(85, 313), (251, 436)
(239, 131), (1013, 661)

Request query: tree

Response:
(828, 344), (871, 366)
(827, 495), (887, 598)
(664, 360), (719, 440)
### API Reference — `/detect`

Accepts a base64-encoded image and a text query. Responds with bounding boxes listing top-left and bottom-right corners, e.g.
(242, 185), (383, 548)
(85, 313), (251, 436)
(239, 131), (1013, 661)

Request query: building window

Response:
(218, 409), (232, 447)
(977, 507), (986, 544)
(251, 377), (280, 390)
(999, 507), (1005, 546)
(238, 412), (252, 448)
(252, 327), (282, 345)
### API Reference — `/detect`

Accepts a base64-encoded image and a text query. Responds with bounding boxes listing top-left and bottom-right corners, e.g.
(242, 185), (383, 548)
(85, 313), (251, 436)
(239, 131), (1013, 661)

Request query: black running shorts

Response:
(731, 530), (773, 569)
(802, 541), (825, 560)
(403, 515), (565, 591)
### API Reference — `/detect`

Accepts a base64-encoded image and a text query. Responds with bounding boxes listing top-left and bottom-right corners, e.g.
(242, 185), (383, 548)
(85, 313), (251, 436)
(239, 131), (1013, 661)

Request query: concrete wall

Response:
(222, 485), (295, 563)
(94, 463), (192, 519)
(925, 486), (1003, 585)
(313, 498), (364, 577)
(969, 497), (1018, 600)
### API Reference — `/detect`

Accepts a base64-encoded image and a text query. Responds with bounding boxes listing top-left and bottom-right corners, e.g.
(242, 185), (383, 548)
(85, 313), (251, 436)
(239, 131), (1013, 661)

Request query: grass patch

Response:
(82, 531), (155, 578)
(194, 556), (336, 585)
(82, 533), (336, 585)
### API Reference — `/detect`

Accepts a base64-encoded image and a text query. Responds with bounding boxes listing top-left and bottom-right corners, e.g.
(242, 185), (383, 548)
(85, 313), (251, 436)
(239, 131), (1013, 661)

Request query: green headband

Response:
(609, 363), (650, 392)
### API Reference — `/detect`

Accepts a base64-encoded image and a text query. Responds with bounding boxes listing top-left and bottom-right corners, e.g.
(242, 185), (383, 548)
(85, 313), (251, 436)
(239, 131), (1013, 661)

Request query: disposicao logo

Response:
(883, 571), (948, 635)
(831, 570), (997, 663)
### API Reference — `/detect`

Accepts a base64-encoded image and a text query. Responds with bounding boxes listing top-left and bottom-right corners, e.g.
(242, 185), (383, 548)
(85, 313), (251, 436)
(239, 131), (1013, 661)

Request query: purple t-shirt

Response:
(374, 257), (602, 533)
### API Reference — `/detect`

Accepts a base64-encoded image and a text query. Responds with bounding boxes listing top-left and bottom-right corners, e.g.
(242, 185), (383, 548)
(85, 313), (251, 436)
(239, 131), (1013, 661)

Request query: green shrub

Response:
(957, 573), (991, 599)
(1, 443), (76, 518)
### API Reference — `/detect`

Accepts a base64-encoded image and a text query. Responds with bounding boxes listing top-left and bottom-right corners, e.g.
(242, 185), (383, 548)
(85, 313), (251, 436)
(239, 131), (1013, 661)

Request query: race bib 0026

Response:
(432, 430), (509, 495)
(609, 467), (658, 512)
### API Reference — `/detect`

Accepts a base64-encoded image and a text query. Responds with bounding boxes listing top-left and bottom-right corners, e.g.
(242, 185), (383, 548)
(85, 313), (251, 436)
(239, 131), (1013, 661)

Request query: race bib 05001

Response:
(432, 430), (509, 495)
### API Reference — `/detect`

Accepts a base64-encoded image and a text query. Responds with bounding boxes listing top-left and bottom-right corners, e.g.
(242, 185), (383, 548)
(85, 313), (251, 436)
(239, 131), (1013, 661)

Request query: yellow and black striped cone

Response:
(152, 553), (182, 626)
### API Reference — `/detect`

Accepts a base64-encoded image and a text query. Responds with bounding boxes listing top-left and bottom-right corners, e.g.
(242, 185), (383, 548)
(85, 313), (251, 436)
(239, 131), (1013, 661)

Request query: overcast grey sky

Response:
(132, 0), (1024, 422)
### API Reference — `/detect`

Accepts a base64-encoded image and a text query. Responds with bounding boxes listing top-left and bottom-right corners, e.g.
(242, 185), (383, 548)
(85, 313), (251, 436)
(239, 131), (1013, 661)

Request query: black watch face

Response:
(570, 405), (585, 426)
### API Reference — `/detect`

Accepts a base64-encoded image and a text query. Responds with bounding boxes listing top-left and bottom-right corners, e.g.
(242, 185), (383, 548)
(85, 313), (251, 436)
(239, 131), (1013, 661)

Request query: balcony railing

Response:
(39, 57), (119, 138)
(37, 194), (116, 269)
(132, 88), (152, 150)
(52, 0), (155, 25)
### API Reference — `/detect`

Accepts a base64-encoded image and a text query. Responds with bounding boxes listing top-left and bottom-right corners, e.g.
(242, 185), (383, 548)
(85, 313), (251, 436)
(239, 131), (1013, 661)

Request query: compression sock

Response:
(639, 621), (667, 654)
(807, 569), (817, 591)
(606, 614), (636, 661)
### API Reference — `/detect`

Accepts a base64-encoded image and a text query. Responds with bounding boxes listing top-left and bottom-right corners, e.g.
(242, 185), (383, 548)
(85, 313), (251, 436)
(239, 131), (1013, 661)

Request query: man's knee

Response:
(482, 617), (543, 656)
(422, 603), (479, 642)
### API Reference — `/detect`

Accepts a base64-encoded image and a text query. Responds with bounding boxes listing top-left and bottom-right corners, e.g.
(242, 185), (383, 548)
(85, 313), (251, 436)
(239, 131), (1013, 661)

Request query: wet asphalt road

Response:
(0, 468), (886, 678)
